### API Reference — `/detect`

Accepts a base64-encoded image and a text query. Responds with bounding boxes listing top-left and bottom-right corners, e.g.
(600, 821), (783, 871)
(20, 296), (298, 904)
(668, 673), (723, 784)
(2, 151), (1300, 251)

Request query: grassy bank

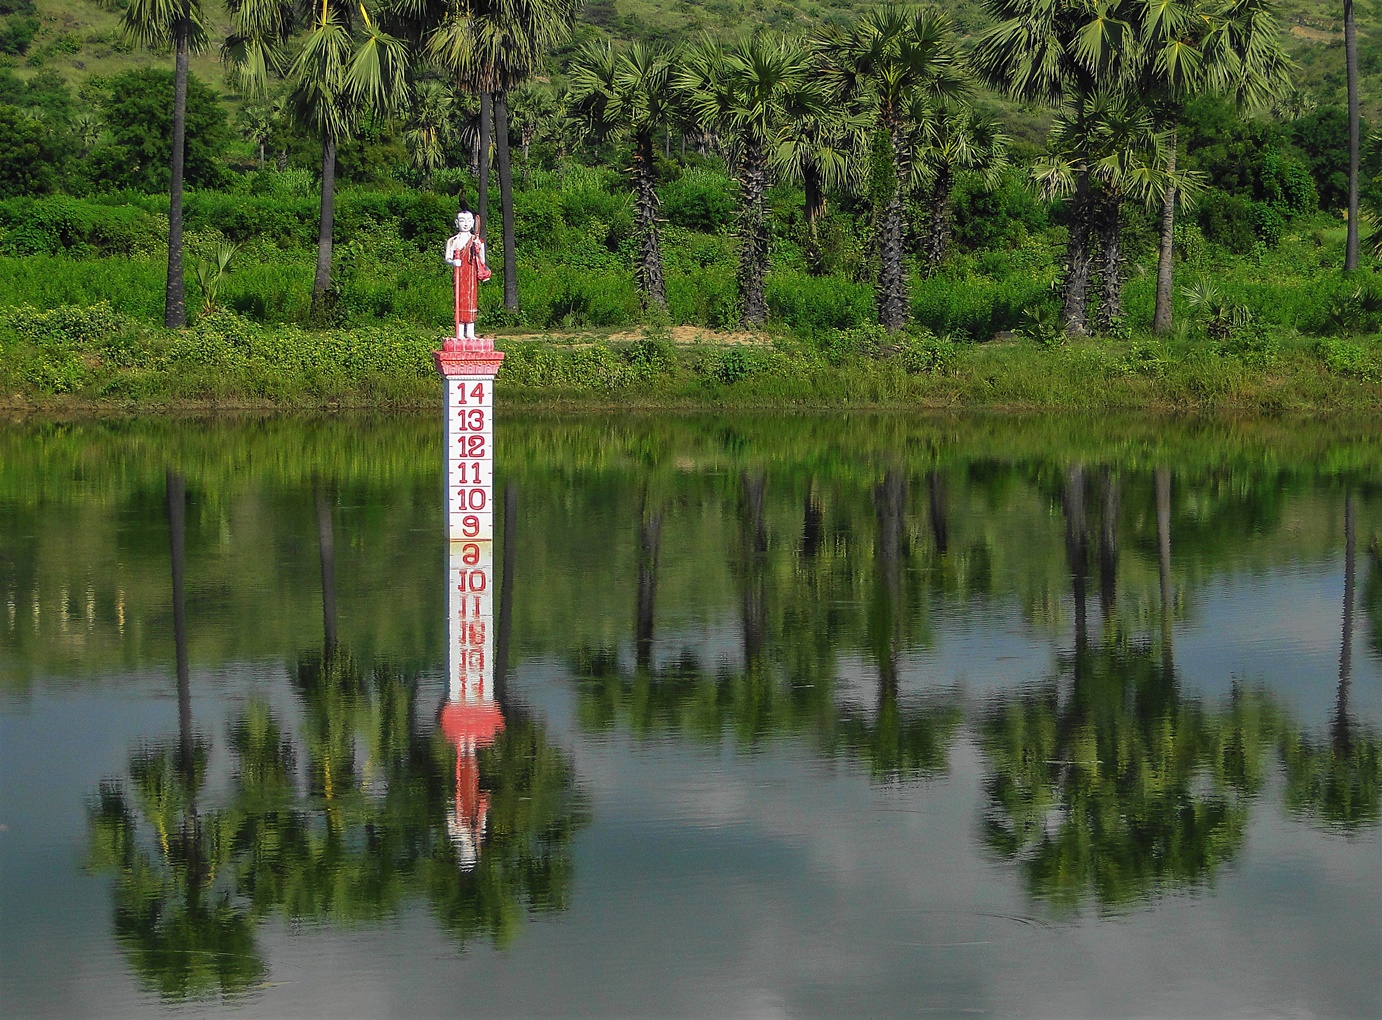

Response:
(1, 301), (1377, 414)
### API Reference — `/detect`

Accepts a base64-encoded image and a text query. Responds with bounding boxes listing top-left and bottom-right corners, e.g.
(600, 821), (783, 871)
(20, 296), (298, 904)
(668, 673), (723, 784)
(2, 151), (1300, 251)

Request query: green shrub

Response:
(0, 15), (38, 55)
(661, 168), (736, 232)
(621, 335), (677, 381)
(765, 271), (873, 333)
(0, 195), (166, 255)
(1199, 192), (1257, 253)
(1315, 338), (1380, 381)
(912, 273), (1042, 341)
(512, 189), (564, 251)
(3, 300), (127, 344)
(901, 330), (958, 374)
(666, 269), (737, 329)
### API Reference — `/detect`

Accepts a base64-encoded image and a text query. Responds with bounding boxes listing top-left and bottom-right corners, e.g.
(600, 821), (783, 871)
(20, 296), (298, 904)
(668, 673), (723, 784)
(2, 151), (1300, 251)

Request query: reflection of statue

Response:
(443, 209), (489, 344)
(439, 540), (504, 870)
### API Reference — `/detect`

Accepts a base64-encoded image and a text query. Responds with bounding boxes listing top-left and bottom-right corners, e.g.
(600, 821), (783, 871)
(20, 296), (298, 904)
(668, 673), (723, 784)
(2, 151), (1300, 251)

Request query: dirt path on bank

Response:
(498, 326), (770, 346)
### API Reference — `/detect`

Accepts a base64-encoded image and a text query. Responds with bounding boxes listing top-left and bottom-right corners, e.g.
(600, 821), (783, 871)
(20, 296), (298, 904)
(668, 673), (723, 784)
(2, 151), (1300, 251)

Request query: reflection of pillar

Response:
(440, 541), (504, 871)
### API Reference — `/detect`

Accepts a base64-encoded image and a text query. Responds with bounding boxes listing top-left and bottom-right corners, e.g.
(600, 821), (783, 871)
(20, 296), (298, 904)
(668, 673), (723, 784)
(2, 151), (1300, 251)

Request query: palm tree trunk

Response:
(478, 92), (491, 231)
(633, 129), (667, 310)
(804, 161), (825, 276)
(493, 90), (519, 313)
(1153, 128), (1178, 333)
(878, 128), (909, 331)
(738, 140), (769, 327)
(1061, 172), (1094, 334)
(165, 471), (193, 778)
(164, 24), (190, 328)
(1344, 0), (1360, 271)
(1094, 193), (1122, 333)
(311, 137), (336, 318)
(923, 168), (952, 278)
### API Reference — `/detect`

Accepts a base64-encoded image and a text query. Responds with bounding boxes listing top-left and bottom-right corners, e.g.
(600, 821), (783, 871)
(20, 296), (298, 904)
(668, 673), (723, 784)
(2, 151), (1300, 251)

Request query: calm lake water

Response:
(1, 415), (1380, 1019)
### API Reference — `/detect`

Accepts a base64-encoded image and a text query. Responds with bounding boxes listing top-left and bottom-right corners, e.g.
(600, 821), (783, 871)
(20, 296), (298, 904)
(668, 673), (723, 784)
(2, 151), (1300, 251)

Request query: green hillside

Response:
(3, 0), (1378, 123)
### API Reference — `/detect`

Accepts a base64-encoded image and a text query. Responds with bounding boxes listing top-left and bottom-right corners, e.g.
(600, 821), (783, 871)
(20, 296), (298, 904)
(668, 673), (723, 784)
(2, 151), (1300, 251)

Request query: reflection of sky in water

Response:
(631, 559), (1382, 729)
(3, 564), (1380, 1016)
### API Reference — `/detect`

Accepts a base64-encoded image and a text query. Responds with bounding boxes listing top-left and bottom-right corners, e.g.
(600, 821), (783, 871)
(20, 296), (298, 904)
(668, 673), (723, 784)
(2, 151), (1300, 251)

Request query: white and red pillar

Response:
(435, 337), (505, 869)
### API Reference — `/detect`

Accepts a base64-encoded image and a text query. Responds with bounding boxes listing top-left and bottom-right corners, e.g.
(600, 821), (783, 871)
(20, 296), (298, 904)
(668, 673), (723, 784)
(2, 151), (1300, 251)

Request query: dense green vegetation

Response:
(0, 0), (1379, 408)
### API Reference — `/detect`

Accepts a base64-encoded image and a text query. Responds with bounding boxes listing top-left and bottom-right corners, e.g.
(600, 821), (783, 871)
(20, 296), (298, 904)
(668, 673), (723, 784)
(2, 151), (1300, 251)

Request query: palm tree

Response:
(679, 35), (827, 326)
(426, 0), (581, 314)
(508, 79), (558, 182)
(772, 75), (865, 276)
(825, 5), (970, 330)
(404, 79), (455, 189)
(1031, 92), (1175, 332)
(235, 102), (278, 170)
(912, 103), (1008, 277)
(973, 0), (1134, 334)
(568, 41), (679, 311)
(1133, 0), (1291, 332)
(1344, 0), (1360, 271)
(120, 0), (208, 328)
(225, 0), (411, 317)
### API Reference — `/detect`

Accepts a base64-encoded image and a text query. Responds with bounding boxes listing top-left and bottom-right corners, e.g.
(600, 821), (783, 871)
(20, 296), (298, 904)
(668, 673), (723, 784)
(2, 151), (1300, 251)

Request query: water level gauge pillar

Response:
(434, 338), (504, 541)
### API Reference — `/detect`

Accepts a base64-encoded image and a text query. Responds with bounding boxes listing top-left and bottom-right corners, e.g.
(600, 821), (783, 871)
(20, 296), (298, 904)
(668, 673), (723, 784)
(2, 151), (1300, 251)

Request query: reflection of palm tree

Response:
(86, 472), (265, 998)
(1281, 491), (1382, 830)
(1063, 464), (1089, 651)
(635, 484), (662, 672)
(1097, 468), (1118, 631)
(737, 472), (768, 668)
(871, 469), (906, 695)
(801, 477), (823, 559)
(927, 469), (949, 556)
(983, 466), (1266, 912)
(1155, 466), (1173, 663)
(314, 480), (337, 655)
(979, 638), (1266, 914)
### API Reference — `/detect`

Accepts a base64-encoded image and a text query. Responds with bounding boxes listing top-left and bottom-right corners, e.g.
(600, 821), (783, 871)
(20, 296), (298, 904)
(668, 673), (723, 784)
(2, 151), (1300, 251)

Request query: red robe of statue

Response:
(451, 236), (484, 326)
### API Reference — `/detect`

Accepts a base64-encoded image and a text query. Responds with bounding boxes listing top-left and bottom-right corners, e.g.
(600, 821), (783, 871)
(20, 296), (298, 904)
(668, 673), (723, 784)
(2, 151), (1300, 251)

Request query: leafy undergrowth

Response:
(1, 303), (1378, 414)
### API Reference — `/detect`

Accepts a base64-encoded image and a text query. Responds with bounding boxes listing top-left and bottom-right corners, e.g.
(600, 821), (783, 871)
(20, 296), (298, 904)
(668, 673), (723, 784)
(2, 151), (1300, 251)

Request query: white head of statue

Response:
(455, 210), (475, 234)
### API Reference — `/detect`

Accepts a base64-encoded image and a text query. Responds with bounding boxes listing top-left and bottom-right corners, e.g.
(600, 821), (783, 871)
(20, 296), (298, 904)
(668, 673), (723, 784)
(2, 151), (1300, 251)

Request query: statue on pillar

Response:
(443, 208), (490, 347)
